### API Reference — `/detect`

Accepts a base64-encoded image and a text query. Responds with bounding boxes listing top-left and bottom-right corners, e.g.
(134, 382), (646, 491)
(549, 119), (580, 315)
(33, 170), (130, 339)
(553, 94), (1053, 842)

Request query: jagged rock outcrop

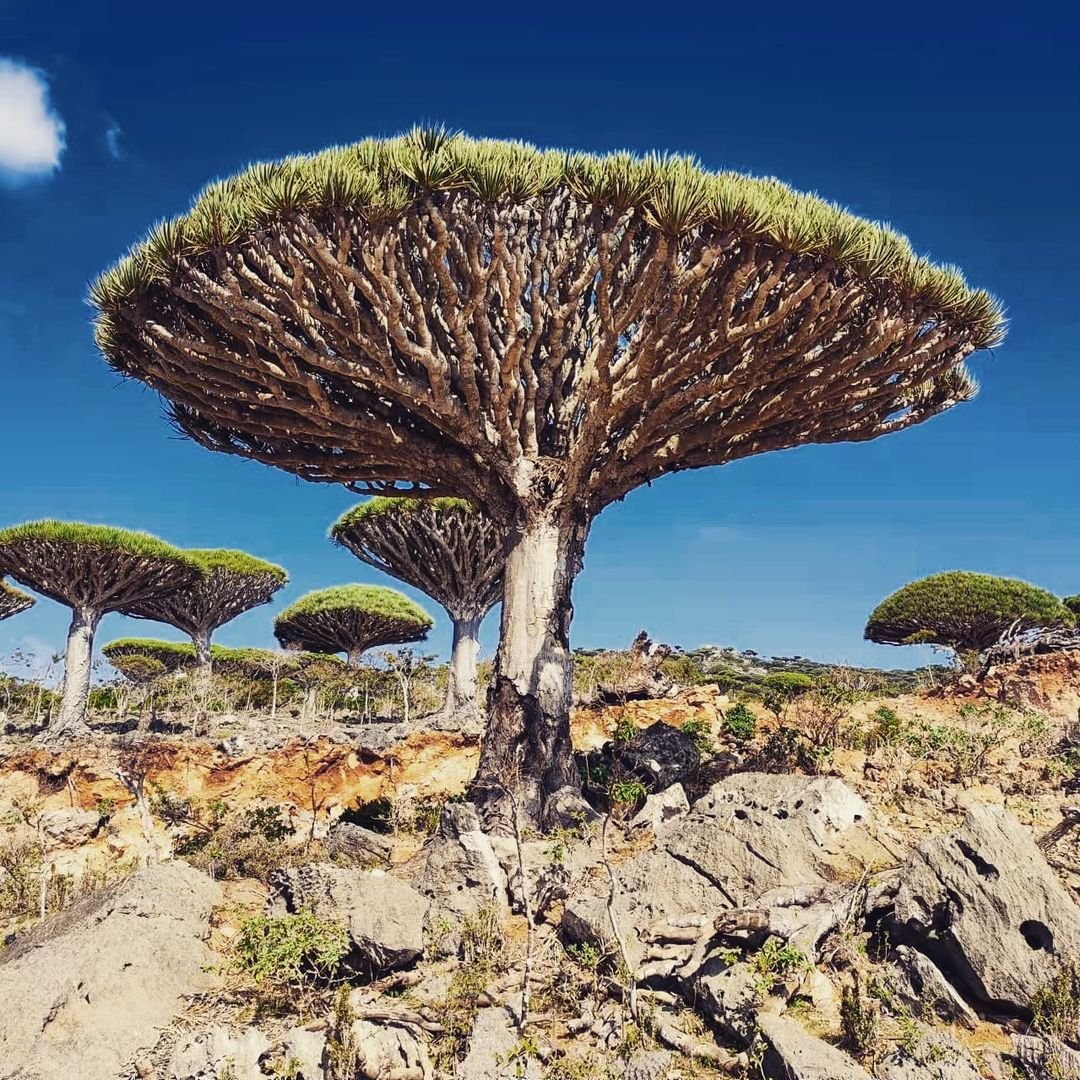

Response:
(459, 1007), (541, 1079)
(0, 862), (221, 1080)
(630, 783), (690, 832)
(877, 1027), (984, 1080)
(758, 1014), (872, 1080)
(407, 802), (508, 955)
(38, 806), (102, 847)
(344, 1017), (431, 1079)
(269, 864), (428, 974)
(891, 804), (1080, 1011)
(326, 821), (394, 866)
(691, 959), (761, 1046)
(168, 1026), (271, 1080)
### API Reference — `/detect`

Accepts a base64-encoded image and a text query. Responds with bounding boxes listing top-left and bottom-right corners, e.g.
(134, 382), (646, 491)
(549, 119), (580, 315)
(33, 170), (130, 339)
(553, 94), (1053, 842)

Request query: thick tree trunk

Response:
(443, 615), (482, 715)
(47, 606), (99, 741)
(192, 629), (213, 680)
(474, 513), (590, 830)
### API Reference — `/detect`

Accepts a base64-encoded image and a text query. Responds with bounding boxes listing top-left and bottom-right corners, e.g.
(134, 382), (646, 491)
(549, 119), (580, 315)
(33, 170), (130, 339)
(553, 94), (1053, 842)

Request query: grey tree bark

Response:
(51, 606), (100, 741)
(474, 513), (589, 828)
(444, 615), (482, 716)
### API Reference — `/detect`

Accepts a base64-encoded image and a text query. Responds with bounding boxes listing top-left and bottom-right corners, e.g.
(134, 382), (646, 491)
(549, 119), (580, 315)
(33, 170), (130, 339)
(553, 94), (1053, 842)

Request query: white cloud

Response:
(104, 116), (124, 160)
(0, 57), (65, 183)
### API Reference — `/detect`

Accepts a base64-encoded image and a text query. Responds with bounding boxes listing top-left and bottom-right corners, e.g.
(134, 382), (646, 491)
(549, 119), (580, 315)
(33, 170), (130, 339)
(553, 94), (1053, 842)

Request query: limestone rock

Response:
(39, 806), (102, 846)
(270, 863), (427, 973)
(0, 862), (221, 1080)
(348, 1017), (431, 1079)
(877, 1028), (983, 1080)
(623, 1049), (674, 1080)
(757, 1014), (872, 1080)
(408, 802), (508, 956)
(279, 1027), (327, 1079)
(326, 821), (394, 866)
(168, 1026), (271, 1080)
(889, 945), (979, 1030)
(891, 804), (1080, 1010)
(613, 721), (700, 792)
(630, 784), (690, 832)
(692, 958), (760, 1046)
(459, 1007), (540, 1079)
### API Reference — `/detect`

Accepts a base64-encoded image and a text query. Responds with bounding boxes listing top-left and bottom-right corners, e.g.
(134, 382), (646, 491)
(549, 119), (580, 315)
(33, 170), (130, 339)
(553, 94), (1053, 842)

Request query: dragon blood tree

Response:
(331, 498), (503, 715)
(0, 579), (34, 621)
(90, 129), (1005, 823)
(865, 571), (1073, 669)
(120, 548), (287, 676)
(0, 522), (203, 739)
(274, 585), (432, 667)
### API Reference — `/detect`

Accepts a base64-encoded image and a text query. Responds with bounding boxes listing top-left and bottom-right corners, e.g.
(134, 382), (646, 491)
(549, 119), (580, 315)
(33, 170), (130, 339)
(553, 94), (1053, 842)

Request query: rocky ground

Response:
(4, 655), (1080, 1079)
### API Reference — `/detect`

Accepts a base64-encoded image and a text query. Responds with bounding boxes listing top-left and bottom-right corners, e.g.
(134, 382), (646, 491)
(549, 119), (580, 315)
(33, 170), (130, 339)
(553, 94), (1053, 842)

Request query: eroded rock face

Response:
(325, 821), (394, 866)
(38, 806), (102, 847)
(459, 1007), (541, 1080)
(269, 863), (428, 974)
(891, 804), (1080, 1011)
(168, 1026), (271, 1080)
(757, 1014), (872, 1080)
(347, 1017), (431, 1080)
(692, 958), (760, 1046)
(0, 862), (221, 1080)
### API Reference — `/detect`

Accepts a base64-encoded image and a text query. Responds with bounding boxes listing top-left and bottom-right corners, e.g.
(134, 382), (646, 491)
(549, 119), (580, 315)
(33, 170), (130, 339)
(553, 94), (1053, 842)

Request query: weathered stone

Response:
(757, 1014), (872, 1080)
(614, 721), (700, 792)
(877, 1027), (983, 1080)
(279, 1027), (327, 1080)
(0, 862), (221, 1080)
(630, 784), (690, 832)
(409, 802), (508, 956)
(326, 821), (394, 865)
(168, 1026), (271, 1080)
(892, 804), (1080, 1010)
(459, 1006), (540, 1079)
(623, 1049), (674, 1080)
(889, 945), (979, 1030)
(270, 863), (427, 973)
(692, 958), (760, 1046)
(39, 806), (102, 846)
(664, 773), (873, 906)
(348, 1017), (431, 1079)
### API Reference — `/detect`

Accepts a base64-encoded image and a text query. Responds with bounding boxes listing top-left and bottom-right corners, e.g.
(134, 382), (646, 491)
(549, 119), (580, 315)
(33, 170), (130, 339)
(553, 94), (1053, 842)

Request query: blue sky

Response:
(1, 2), (1077, 674)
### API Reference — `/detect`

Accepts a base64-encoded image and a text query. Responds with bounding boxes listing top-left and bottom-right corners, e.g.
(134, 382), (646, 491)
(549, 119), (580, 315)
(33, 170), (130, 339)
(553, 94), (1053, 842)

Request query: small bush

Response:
(230, 910), (349, 993)
(1032, 959), (1080, 1043)
(176, 804), (298, 882)
(681, 717), (715, 757)
(723, 703), (757, 743)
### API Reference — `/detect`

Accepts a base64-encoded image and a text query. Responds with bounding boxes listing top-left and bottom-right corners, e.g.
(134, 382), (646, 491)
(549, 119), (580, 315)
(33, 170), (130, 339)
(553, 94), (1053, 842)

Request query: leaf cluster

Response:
(0, 520), (203, 571)
(274, 584), (433, 630)
(92, 128), (1004, 349)
(186, 548), (287, 582)
(331, 497), (475, 534)
(0, 579), (34, 620)
(865, 571), (1073, 654)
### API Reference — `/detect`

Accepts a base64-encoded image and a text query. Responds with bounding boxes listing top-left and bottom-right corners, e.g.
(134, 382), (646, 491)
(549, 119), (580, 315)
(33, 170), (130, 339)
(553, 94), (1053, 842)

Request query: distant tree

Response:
(0, 522), (203, 739)
(864, 571), (1074, 669)
(91, 128), (1004, 824)
(120, 548), (286, 677)
(380, 647), (438, 725)
(102, 637), (198, 673)
(0, 579), (34, 621)
(274, 585), (433, 668)
(1064, 596), (1080, 619)
(331, 498), (502, 716)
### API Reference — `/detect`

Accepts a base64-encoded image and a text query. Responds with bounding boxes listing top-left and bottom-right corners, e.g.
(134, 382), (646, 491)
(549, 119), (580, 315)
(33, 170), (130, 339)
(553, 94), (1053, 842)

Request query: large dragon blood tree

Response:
(119, 548), (287, 676)
(0, 579), (34, 621)
(0, 522), (203, 739)
(331, 498), (503, 716)
(274, 584), (432, 667)
(90, 129), (1005, 824)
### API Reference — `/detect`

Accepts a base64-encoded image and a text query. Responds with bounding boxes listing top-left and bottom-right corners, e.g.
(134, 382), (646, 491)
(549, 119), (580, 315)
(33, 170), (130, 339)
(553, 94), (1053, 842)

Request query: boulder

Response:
(270, 863), (427, 973)
(168, 1026), (271, 1080)
(459, 1006), (541, 1079)
(279, 1027), (327, 1080)
(665, 774), (874, 906)
(614, 721), (700, 792)
(326, 821), (394, 866)
(630, 784), (690, 832)
(408, 802), (508, 955)
(891, 804), (1080, 1011)
(0, 862), (221, 1080)
(889, 945), (979, 1030)
(877, 1028), (983, 1080)
(347, 1017), (431, 1079)
(623, 1049), (674, 1080)
(39, 806), (102, 846)
(692, 958), (760, 1046)
(757, 1014), (872, 1080)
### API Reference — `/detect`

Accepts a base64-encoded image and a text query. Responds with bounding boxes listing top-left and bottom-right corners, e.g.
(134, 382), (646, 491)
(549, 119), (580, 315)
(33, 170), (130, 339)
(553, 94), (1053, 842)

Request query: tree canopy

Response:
(274, 584), (432, 664)
(864, 571), (1074, 658)
(331, 498), (503, 618)
(1064, 595), (1080, 618)
(91, 128), (1002, 519)
(121, 547), (287, 662)
(0, 579), (34, 621)
(0, 520), (203, 610)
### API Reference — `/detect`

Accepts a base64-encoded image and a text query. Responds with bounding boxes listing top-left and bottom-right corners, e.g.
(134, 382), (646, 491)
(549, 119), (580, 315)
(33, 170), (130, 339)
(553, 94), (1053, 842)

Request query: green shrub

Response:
(230, 910), (349, 992)
(723, 703), (757, 743)
(763, 672), (814, 696)
(1032, 959), (1080, 1042)
(865, 571), (1073, 667)
(608, 778), (648, 810)
(680, 717), (715, 757)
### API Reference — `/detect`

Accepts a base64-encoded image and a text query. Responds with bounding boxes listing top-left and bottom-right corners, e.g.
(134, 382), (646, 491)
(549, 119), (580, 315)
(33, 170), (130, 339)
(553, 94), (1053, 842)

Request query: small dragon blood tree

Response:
(102, 637), (198, 674)
(0, 522), (203, 739)
(120, 548), (287, 676)
(274, 585), (432, 667)
(91, 128), (1005, 824)
(331, 498), (503, 716)
(0, 579), (34, 621)
(865, 571), (1073, 669)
